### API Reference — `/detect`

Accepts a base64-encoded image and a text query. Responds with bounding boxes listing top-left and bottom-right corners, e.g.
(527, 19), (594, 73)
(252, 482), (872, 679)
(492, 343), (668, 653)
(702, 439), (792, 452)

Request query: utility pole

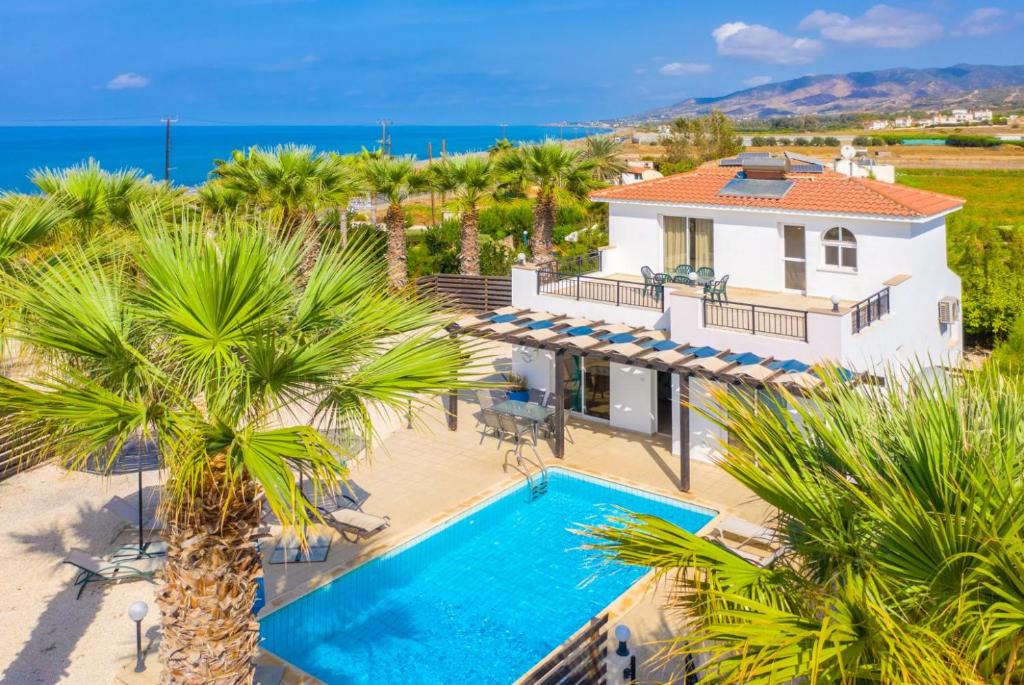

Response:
(440, 139), (447, 207)
(161, 115), (178, 182)
(427, 141), (436, 225)
(378, 119), (391, 157)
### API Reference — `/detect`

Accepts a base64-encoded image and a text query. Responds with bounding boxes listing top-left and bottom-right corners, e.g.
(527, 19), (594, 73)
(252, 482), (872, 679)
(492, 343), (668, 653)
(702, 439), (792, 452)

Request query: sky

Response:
(1, 0), (1022, 125)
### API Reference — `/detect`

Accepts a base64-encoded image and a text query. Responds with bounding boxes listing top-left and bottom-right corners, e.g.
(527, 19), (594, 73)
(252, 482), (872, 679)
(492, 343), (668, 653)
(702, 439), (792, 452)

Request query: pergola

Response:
(445, 306), (860, 492)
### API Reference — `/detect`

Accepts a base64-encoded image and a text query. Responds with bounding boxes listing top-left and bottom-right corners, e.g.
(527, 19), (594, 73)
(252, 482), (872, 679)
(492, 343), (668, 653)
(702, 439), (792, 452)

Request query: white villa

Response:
(491, 151), (964, 468)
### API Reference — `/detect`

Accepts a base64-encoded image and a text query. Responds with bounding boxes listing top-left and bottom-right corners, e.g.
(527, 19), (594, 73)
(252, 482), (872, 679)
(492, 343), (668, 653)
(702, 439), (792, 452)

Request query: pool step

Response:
(503, 446), (549, 500)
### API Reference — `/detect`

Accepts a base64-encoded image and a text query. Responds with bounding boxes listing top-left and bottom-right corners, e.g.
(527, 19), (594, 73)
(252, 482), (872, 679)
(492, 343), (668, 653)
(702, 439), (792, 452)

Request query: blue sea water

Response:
(260, 469), (715, 685)
(0, 124), (607, 192)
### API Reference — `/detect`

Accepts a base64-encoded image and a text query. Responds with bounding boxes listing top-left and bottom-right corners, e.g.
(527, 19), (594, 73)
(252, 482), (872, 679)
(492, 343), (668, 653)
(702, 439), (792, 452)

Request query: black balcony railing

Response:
(703, 299), (808, 341)
(537, 270), (664, 311)
(851, 286), (890, 334)
(535, 250), (602, 276)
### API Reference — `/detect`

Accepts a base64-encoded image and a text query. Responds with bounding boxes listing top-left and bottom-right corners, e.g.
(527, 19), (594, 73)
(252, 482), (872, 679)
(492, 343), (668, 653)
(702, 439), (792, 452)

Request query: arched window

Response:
(823, 227), (856, 270)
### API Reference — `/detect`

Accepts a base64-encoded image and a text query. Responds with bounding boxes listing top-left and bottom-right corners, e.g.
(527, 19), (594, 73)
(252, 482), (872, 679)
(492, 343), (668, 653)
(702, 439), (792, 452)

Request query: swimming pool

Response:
(260, 469), (715, 684)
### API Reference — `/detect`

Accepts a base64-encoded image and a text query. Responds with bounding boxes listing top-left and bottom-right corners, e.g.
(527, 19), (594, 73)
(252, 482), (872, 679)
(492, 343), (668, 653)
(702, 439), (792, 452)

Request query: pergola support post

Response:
(678, 372), (691, 492)
(554, 349), (566, 459)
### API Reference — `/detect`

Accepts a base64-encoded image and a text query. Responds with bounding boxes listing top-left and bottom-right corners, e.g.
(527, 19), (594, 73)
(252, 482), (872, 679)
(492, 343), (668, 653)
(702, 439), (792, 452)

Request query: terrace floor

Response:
(0, 342), (770, 685)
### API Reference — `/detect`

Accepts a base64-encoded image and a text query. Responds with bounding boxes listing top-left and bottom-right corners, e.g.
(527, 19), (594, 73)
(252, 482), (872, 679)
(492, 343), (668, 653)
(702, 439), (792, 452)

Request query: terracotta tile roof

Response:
(591, 160), (964, 218)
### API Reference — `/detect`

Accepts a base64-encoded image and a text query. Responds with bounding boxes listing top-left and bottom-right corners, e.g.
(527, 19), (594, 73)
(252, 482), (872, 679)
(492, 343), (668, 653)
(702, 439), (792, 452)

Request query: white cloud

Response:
(712, 22), (824, 65)
(301, 54), (319, 63)
(105, 73), (150, 90)
(658, 62), (711, 76)
(744, 75), (773, 87)
(953, 7), (1014, 36)
(799, 4), (943, 48)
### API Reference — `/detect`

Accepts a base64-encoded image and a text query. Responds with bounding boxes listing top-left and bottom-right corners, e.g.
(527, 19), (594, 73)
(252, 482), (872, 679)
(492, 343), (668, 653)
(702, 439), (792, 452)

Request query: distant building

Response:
(621, 160), (664, 185)
(867, 120), (890, 130)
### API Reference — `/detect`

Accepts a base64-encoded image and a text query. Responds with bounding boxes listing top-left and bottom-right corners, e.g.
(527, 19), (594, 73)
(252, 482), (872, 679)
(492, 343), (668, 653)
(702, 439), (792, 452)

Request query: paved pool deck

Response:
(1, 343), (771, 685)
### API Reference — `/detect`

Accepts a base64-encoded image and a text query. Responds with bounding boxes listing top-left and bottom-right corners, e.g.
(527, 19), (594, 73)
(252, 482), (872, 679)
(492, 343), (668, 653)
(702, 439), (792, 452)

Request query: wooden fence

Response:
(417, 274), (512, 312)
(517, 612), (609, 685)
(0, 419), (49, 482)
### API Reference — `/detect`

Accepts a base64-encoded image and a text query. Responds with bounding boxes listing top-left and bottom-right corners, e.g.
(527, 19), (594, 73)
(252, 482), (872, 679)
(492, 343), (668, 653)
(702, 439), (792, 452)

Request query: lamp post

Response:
(128, 601), (148, 672)
(830, 294), (841, 313)
(615, 623), (631, 657)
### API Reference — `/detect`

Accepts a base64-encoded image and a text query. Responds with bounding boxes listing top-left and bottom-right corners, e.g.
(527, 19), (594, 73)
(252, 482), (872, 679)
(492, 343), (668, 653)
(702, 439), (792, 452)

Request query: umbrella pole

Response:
(137, 460), (145, 552)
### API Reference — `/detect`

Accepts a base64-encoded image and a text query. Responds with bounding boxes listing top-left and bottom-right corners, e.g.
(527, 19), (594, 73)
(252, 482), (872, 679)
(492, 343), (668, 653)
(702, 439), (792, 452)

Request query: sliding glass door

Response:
(663, 216), (714, 271)
(564, 354), (610, 420)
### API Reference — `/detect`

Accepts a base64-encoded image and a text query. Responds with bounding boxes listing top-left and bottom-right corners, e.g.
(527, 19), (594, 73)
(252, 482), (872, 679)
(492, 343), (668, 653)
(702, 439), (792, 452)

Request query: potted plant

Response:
(505, 373), (530, 402)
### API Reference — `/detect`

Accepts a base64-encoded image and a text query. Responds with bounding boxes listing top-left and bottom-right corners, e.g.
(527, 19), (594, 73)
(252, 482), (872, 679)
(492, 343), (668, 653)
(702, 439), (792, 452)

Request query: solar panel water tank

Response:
(740, 156), (788, 180)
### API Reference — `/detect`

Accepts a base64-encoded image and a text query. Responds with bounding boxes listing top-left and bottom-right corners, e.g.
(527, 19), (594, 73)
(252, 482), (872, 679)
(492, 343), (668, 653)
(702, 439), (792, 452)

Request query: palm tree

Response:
(584, 368), (1024, 684)
(361, 156), (428, 289)
(209, 145), (363, 233)
(0, 216), (476, 684)
(582, 136), (628, 183)
(429, 156), (496, 275)
(488, 138), (514, 157)
(496, 142), (600, 262)
(0, 196), (69, 266)
(31, 159), (180, 233)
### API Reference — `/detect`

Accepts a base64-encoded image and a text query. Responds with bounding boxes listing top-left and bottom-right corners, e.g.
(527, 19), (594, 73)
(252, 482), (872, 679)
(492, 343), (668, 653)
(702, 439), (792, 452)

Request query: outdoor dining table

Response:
(493, 399), (555, 442)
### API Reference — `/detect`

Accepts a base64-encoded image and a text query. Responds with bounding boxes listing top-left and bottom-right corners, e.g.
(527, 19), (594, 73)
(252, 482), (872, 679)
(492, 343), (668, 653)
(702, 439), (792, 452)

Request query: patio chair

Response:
(641, 266), (666, 303)
(673, 264), (693, 283)
(474, 390), (496, 428)
(479, 408), (506, 447)
(703, 274), (729, 302)
(497, 412), (535, 445)
(103, 495), (162, 539)
(694, 266), (715, 286)
(63, 549), (164, 600)
(538, 391), (574, 444)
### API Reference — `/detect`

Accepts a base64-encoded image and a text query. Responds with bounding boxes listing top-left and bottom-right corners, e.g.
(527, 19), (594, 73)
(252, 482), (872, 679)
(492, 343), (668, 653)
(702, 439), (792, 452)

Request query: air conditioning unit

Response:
(938, 296), (960, 324)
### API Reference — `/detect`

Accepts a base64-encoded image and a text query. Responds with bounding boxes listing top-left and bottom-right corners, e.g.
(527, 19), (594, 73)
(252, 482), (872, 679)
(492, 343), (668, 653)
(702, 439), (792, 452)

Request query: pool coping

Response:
(257, 464), (727, 684)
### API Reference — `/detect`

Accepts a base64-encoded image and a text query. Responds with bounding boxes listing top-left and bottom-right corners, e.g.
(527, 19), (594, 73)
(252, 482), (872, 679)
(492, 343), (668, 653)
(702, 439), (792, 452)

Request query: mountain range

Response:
(612, 63), (1024, 123)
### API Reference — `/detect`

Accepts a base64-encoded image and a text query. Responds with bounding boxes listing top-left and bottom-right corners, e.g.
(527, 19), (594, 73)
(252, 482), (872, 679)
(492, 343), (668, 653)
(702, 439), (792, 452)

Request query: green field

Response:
(897, 168), (1024, 343)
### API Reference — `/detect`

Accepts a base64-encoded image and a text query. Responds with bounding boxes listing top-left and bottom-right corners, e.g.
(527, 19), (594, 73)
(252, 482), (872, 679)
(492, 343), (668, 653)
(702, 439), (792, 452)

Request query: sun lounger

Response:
(706, 515), (782, 567)
(322, 508), (390, 542)
(709, 515), (774, 548)
(63, 549), (164, 599)
(103, 495), (162, 533)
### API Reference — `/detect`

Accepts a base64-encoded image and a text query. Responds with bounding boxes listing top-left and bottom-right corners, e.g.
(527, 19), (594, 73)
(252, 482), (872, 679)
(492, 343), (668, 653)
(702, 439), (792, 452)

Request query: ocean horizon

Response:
(0, 124), (609, 192)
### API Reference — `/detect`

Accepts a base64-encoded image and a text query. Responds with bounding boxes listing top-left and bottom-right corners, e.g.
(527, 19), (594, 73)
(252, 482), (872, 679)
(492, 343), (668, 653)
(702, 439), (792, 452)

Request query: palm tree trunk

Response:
(157, 462), (262, 685)
(460, 205), (480, 275)
(531, 192), (554, 262)
(385, 202), (407, 289)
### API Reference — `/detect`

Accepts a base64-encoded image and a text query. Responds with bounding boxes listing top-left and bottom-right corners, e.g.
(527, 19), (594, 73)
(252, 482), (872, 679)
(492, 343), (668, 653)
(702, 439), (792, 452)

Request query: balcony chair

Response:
(672, 264), (693, 283)
(703, 275), (729, 302)
(694, 266), (715, 286)
(641, 266), (668, 303)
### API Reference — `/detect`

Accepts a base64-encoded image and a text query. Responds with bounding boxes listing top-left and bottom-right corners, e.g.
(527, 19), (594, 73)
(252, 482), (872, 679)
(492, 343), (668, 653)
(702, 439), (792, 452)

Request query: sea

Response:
(0, 125), (607, 193)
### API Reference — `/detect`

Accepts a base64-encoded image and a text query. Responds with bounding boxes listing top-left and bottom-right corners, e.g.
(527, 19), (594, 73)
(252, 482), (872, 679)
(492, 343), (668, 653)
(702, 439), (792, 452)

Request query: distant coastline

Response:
(0, 124), (612, 192)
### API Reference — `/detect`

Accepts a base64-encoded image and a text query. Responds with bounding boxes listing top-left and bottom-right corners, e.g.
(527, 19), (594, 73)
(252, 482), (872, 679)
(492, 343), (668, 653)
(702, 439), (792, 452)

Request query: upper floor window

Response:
(823, 227), (857, 270)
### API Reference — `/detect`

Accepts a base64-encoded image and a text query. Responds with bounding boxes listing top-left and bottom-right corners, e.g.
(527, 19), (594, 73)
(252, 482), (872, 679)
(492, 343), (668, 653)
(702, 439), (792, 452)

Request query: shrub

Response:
(823, 136), (840, 146)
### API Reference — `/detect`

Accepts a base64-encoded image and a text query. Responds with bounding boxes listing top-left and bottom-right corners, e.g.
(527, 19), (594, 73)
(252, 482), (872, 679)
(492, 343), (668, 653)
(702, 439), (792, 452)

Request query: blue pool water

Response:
(260, 469), (715, 684)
